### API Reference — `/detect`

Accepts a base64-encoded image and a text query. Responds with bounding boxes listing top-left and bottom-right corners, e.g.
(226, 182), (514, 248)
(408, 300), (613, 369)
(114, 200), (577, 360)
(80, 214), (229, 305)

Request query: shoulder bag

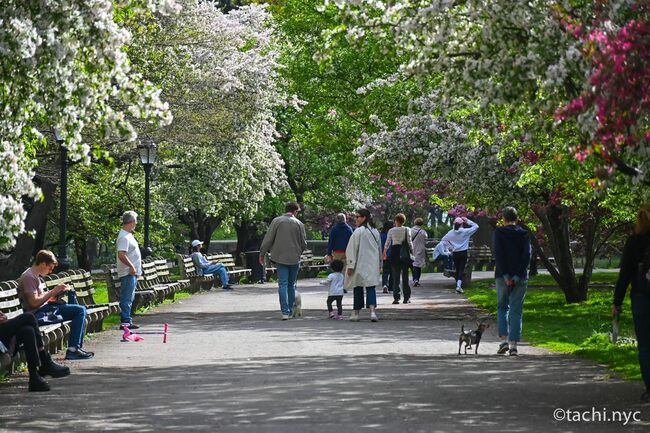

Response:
(399, 227), (414, 265)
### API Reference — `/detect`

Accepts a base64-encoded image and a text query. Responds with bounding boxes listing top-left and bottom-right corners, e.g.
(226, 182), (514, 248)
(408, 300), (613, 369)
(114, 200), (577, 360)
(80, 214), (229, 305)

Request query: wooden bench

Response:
(154, 257), (190, 291)
(104, 257), (179, 310)
(176, 254), (217, 292)
(261, 250), (328, 279)
(0, 280), (70, 372)
(137, 258), (181, 302)
(204, 253), (251, 283)
(299, 250), (329, 278)
(43, 271), (115, 334)
(425, 244), (495, 288)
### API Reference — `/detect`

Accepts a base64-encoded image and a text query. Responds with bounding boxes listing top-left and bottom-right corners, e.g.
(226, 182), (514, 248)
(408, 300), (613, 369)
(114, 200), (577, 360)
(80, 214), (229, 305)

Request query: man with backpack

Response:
(613, 203), (650, 403)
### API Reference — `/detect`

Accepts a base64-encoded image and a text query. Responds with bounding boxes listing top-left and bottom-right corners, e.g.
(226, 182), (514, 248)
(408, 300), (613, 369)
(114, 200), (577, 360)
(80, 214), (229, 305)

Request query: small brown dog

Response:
(458, 321), (489, 355)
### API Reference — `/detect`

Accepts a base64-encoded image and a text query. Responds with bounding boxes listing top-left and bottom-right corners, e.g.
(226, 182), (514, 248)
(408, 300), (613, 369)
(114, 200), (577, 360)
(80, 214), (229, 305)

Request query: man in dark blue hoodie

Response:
(326, 213), (354, 266)
(493, 206), (531, 356)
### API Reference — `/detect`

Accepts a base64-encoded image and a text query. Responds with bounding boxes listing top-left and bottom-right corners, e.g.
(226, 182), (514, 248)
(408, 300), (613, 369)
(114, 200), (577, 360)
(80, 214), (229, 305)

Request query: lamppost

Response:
(138, 139), (157, 258)
(54, 129), (70, 271)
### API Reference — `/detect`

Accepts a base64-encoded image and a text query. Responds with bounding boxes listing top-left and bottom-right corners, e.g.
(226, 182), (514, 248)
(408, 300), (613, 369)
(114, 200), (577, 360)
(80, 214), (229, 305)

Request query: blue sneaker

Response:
(65, 348), (94, 360)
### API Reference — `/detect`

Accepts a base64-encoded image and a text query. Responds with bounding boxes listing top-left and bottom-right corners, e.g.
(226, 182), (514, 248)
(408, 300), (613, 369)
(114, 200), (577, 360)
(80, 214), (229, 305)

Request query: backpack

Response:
(637, 239), (650, 294)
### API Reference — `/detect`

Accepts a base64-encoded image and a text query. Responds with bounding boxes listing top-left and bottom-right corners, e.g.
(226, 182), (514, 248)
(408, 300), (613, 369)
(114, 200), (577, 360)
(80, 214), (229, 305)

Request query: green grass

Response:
(466, 273), (641, 381)
(90, 280), (194, 331)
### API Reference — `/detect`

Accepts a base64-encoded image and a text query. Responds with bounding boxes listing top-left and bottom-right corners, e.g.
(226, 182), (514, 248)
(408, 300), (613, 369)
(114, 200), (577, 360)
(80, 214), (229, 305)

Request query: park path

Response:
(0, 272), (648, 432)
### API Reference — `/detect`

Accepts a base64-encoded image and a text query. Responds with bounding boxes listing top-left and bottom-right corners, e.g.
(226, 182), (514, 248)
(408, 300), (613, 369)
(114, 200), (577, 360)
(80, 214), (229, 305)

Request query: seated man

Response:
(0, 311), (70, 392)
(190, 240), (234, 290)
(18, 250), (94, 360)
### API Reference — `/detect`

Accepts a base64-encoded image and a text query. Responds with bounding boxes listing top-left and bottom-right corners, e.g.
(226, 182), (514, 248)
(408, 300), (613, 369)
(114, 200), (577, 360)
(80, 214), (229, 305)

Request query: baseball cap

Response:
(454, 217), (464, 225)
(191, 240), (203, 248)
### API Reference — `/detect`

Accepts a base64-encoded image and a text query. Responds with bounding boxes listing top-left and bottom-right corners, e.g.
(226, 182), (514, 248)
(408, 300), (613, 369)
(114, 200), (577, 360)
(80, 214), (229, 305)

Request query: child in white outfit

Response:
(320, 260), (345, 319)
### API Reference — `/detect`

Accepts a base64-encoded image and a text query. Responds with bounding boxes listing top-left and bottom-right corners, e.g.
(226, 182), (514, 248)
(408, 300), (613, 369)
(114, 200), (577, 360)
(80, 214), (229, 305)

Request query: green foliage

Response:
(466, 275), (641, 380)
(268, 0), (421, 217)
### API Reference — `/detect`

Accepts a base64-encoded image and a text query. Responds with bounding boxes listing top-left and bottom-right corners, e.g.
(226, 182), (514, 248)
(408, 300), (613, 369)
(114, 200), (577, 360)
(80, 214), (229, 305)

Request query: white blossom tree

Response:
(0, 0), (179, 251)
(126, 1), (287, 247)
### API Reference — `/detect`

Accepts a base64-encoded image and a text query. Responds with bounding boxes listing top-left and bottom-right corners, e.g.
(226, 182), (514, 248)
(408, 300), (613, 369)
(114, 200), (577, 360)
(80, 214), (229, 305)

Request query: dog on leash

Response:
(458, 321), (489, 355)
(292, 289), (302, 318)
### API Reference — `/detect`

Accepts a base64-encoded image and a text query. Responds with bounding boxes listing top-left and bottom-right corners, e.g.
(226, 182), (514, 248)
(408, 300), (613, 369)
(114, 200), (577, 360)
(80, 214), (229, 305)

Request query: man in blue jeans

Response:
(190, 240), (233, 290)
(259, 202), (307, 320)
(18, 250), (94, 360)
(116, 210), (142, 331)
(493, 206), (531, 356)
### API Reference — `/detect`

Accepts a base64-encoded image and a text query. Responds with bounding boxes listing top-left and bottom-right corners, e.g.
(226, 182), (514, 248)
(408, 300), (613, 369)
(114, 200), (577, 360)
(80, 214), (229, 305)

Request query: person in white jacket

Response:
(440, 217), (479, 294)
(345, 208), (382, 322)
(410, 218), (428, 287)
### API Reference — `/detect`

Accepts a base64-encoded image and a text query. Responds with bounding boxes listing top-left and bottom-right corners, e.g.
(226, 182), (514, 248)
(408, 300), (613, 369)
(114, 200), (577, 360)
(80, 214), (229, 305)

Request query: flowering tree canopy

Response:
(0, 0), (178, 249)
(556, 0), (650, 182)
(125, 1), (287, 241)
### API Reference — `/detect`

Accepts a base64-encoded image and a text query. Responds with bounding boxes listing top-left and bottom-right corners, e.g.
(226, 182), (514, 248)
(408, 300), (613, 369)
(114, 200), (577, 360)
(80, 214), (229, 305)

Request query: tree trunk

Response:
(532, 204), (585, 303)
(74, 235), (92, 271)
(0, 177), (57, 280)
(577, 212), (601, 297)
(234, 220), (265, 265)
(178, 210), (222, 253)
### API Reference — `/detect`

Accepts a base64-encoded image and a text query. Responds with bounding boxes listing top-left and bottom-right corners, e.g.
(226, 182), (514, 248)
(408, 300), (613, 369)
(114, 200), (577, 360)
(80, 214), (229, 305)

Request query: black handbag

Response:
(399, 228), (413, 264)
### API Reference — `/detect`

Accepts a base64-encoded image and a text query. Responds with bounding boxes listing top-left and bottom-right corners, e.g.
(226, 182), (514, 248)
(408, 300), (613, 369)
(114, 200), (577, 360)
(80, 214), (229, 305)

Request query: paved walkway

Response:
(1, 272), (648, 432)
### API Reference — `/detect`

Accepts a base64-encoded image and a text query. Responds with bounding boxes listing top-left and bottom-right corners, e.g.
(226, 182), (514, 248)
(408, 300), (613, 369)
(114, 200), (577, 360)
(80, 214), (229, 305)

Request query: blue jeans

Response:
(632, 291), (650, 391)
(203, 263), (229, 287)
(119, 275), (137, 325)
(277, 263), (300, 315)
(496, 276), (527, 341)
(38, 303), (87, 349)
(353, 286), (377, 311)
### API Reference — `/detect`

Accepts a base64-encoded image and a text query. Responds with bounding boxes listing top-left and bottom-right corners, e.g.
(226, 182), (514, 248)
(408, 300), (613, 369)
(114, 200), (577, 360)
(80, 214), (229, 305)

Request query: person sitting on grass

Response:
(18, 250), (94, 360)
(0, 311), (70, 392)
(190, 240), (234, 290)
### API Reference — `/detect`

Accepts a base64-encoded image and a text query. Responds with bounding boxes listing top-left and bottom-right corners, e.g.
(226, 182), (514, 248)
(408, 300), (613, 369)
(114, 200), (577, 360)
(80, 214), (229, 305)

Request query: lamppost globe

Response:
(137, 139), (157, 258)
(138, 140), (157, 166)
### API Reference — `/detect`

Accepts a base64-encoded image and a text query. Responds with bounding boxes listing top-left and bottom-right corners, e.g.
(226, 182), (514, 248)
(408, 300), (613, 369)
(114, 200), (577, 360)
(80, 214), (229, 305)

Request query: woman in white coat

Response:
(345, 208), (382, 322)
(410, 217), (428, 287)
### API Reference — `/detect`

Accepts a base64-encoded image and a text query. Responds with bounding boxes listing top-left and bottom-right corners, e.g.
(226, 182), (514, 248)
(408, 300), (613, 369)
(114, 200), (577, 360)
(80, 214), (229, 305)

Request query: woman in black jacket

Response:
(612, 203), (650, 403)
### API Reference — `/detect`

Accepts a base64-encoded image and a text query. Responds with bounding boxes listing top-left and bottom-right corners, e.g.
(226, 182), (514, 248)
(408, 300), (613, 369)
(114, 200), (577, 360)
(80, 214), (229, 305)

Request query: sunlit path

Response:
(1, 274), (646, 432)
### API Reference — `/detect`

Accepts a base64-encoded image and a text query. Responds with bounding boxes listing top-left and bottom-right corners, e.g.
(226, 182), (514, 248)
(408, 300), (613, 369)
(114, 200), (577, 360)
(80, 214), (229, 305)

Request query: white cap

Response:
(191, 240), (203, 248)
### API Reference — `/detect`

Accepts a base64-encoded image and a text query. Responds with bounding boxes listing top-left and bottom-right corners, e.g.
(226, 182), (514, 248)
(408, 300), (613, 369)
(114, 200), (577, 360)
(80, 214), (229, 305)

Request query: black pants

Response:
(412, 266), (422, 282)
(453, 250), (468, 283)
(327, 296), (343, 315)
(390, 245), (410, 301)
(382, 260), (393, 289)
(0, 313), (42, 371)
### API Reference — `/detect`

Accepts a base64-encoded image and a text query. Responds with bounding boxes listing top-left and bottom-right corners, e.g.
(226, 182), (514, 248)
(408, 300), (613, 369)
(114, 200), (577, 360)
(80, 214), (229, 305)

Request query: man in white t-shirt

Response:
(116, 211), (142, 330)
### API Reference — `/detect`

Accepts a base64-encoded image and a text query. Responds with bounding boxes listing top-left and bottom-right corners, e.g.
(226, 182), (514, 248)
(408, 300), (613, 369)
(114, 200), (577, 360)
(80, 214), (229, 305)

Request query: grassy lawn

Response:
(465, 273), (641, 381)
(91, 280), (193, 331)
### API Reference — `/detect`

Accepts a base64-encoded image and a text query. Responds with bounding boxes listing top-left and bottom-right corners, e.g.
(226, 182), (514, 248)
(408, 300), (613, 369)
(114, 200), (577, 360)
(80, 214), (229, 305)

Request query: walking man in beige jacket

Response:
(260, 202), (307, 320)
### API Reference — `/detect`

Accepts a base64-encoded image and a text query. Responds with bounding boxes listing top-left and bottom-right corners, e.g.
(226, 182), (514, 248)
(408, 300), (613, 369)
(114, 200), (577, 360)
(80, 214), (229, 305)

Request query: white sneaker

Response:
(370, 312), (378, 322)
(455, 286), (464, 294)
(281, 314), (289, 320)
(349, 312), (360, 322)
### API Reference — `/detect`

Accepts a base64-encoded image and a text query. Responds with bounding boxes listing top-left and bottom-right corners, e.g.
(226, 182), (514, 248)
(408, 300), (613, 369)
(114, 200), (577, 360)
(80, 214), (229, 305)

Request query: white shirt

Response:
(320, 272), (345, 296)
(432, 241), (452, 260)
(440, 219), (479, 252)
(116, 229), (142, 278)
(384, 226), (414, 252)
